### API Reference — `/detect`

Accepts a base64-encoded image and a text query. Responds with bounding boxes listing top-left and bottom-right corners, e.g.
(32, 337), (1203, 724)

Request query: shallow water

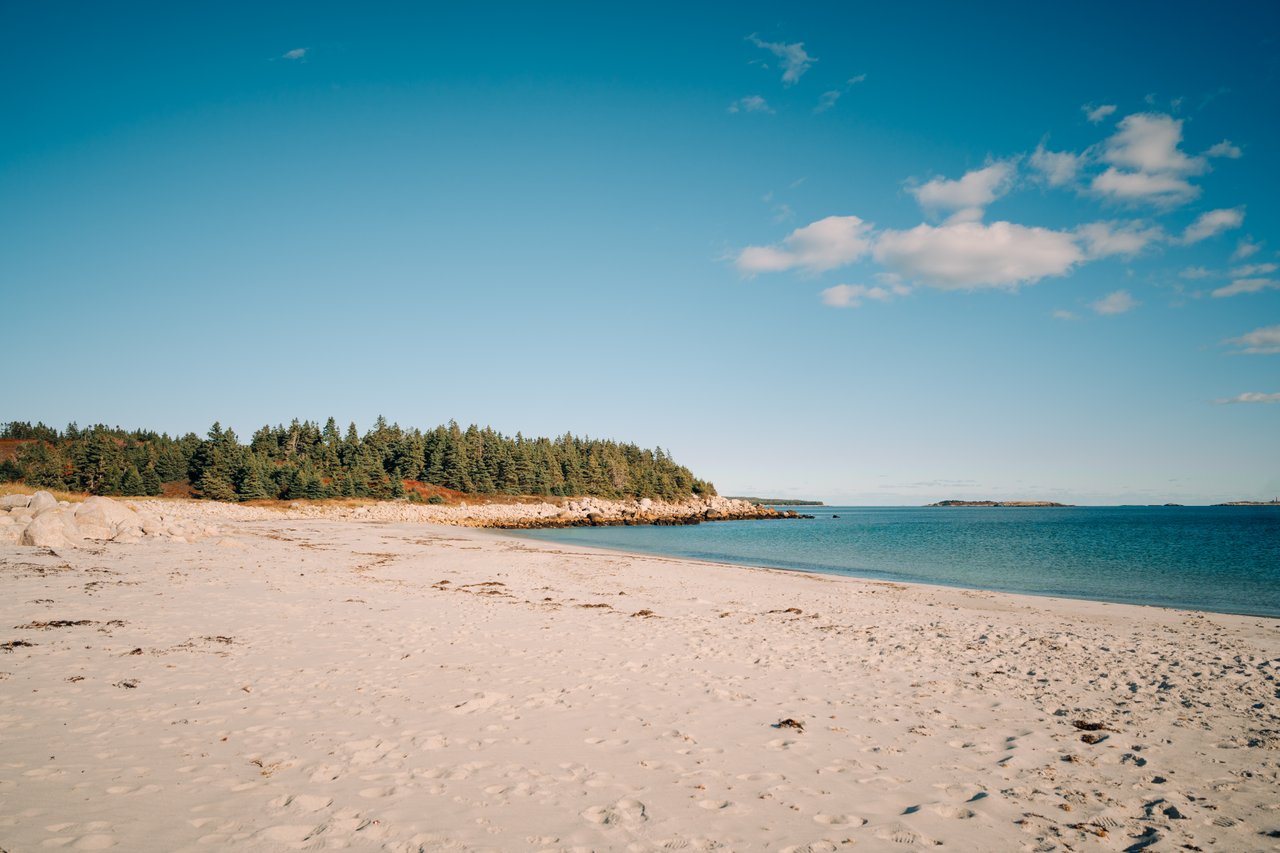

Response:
(518, 506), (1280, 617)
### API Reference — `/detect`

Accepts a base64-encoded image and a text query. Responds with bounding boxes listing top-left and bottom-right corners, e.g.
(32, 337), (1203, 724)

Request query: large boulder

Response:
(28, 491), (58, 514)
(1, 494), (31, 510)
(20, 510), (79, 548)
(74, 496), (142, 541)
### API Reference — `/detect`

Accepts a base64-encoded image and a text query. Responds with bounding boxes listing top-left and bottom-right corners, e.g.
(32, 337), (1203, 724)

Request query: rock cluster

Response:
(270, 494), (806, 528)
(1, 492), (805, 549)
(0, 492), (224, 549)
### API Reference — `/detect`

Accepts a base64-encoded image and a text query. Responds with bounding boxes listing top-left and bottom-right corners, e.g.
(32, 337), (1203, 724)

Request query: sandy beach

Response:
(2, 503), (1278, 852)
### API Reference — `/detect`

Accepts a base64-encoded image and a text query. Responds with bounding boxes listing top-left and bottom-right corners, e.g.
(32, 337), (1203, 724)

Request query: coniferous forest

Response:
(0, 419), (717, 503)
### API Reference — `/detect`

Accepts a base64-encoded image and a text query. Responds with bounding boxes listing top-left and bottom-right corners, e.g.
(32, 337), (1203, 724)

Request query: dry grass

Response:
(0, 483), (89, 504)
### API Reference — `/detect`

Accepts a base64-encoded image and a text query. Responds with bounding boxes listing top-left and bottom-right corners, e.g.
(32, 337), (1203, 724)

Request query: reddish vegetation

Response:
(161, 481), (193, 499)
(0, 439), (32, 463)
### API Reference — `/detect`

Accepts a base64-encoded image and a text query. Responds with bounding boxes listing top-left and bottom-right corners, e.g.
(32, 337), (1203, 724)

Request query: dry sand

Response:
(1, 509), (1278, 852)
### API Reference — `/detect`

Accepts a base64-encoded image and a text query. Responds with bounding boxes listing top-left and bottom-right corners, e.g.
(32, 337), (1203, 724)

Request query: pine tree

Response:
(141, 463), (162, 496)
(120, 464), (145, 495)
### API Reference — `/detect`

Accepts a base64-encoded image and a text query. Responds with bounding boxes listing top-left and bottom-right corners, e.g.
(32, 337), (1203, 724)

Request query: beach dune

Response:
(1, 501), (1277, 851)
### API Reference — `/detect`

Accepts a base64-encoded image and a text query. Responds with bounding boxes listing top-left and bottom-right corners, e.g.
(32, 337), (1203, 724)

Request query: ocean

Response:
(516, 506), (1280, 618)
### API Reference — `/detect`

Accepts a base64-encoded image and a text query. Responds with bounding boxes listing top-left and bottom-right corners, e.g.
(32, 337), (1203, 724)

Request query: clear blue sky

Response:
(4, 2), (1278, 504)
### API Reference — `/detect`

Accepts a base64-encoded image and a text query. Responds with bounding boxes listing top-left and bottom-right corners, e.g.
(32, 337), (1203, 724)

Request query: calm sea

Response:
(516, 506), (1280, 618)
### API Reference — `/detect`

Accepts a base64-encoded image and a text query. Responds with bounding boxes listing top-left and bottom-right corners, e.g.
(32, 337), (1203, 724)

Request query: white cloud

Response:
(1232, 237), (1262, 260)
(747, 35), (816, 85)
(814, 75), (866, 114)
(873, 220), (1082, 290)
(1216, 391), (1280, 404)
(1206, 140), (1242, 159)
(1092, 113), (1207, 205)
(821, 282), (910, 308)
(1091, 289), (1139, 315)
(1179, 207), (1245, 244)
(1180, 266), (1214, 279)
(1091, 167), (1198, 204)
(1053, 309), (1079, 320)
(1224, 325), (1280, 355)
(1030, 143), (1084, 187)
(1084, 104), (1117, 124)
(1075, 221), (1164, 259)
(728, 95), (774, 114)
(908, 162), (1016, 218)
(1231, 262), (1278, 277)
(1103, 114), (1204, 173)
(1212, 278), (1279, 298)
(283, 48), (307, 60)
(736, 216), (874, 274)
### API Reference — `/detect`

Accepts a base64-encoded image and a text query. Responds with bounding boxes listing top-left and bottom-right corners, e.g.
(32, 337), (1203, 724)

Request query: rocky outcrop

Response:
(0, 491), (807, 548)
(1, 491), (226, 549)
(263, 494), (810, 529)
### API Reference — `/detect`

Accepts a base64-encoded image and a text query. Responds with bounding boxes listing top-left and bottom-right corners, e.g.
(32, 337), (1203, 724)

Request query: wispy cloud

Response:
(907, 162), (1016, 222)
(282, 48), (308, 60)
(1083, 103), (1117, 124)
(1206, 139), (1242, 159)
(1212, 277), (1279, 298)
(814, 74), (867, 114)
(1075, 220), (1164, 259)
(1092, 113), (1206, 205)
(728, 95), (774, 115)
(821, 281), (910, 308)
(1091, 290), (1139, 315)
(1231, 262), (1278, 277)
(1030, 143), (1084, 187)
(1179, 207), (1245, 244)
(1223, 325), (1280, 355)
(736, 216), (874, 274)
(1215, 391), (1280, 404)
(1232, 237), (1262, 260)
(1053, 309), (1079, 320)
(747, 35), (816, 86)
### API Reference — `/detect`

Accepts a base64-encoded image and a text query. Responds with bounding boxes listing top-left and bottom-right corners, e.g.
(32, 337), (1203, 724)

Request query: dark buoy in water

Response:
(832, 514), (840, 519)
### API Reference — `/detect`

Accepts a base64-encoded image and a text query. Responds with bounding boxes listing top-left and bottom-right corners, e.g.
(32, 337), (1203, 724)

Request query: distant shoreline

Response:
(925, 500), (1073, 507)
(727, 496), (825, 506)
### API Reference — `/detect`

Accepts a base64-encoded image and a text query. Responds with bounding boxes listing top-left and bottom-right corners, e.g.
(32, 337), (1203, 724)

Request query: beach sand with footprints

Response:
(2, 501), (1279, 851)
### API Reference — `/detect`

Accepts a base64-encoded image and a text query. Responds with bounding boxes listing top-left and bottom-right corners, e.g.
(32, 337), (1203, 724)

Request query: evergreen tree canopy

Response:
(0, 418), (716, 503)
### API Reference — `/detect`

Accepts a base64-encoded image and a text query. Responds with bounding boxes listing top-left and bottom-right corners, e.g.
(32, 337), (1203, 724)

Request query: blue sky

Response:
(4, 2), (1278, 504)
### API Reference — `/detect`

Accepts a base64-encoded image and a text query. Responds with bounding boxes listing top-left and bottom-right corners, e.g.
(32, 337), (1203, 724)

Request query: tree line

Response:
(0, 419), (716, 503)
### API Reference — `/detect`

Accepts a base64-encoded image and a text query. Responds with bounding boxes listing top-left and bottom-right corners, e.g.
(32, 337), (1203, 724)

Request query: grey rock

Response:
(21, 511), (77, 548)
(28, 491), (58, 514)
(75, 496), (142, 541)
(0, 494), (31, 509)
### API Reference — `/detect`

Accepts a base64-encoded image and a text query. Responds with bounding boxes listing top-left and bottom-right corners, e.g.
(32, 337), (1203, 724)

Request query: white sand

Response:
(1, 511), (1278, 852)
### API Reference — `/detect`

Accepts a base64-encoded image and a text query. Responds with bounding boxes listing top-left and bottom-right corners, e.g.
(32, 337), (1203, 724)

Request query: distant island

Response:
(926, 500), (1074, 507)
(1213, 499), (1280, 506)
(729, 497), (825, 506)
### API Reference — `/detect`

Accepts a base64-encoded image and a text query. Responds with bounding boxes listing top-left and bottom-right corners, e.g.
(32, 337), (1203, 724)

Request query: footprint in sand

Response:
(450, 691), (508, 715)
(582, 798), (648, 826)
(780, 843), (838, 853)
(813, 813), (866, 826)
(930, 805), (976, 820)
(698, 799), (730, 810)
(876, 823), (922, 845)
(272, 794), (332, 813)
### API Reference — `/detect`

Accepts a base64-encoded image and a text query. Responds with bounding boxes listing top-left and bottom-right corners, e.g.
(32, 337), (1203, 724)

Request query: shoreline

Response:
(505, 526), (1280, 622)
(2, 510), (1278, 850)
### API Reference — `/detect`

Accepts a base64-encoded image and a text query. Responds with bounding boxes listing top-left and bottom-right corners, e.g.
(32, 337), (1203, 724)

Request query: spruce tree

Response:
(120, 464), (145, 495)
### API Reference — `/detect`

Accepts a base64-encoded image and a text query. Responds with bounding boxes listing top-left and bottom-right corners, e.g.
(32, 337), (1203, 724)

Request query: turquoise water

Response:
(517, 506), (1280, 617)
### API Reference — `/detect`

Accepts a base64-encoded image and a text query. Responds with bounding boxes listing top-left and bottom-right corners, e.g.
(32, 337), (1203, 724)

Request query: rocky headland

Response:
(0, 492), (805, 549)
